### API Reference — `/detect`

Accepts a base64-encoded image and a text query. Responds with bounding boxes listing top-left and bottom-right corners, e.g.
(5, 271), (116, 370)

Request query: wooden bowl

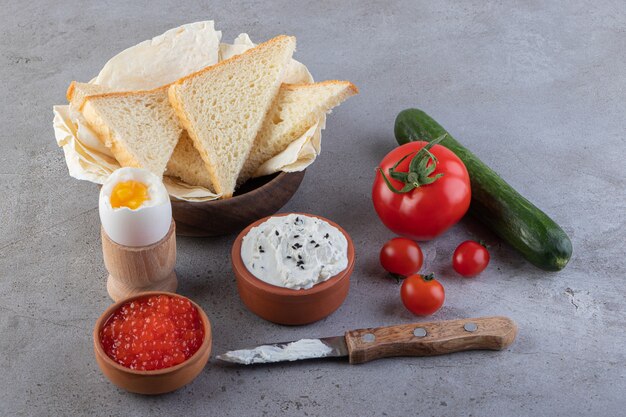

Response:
(172, 171), (306, 237)
(93, 291), (212, 395)
(231, 213), (355, 325)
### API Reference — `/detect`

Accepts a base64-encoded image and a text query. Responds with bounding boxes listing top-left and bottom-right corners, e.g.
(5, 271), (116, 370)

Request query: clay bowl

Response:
(231, 213), (355, 325)
(93, 291), (212, 395)
(172, 171), (306, 237)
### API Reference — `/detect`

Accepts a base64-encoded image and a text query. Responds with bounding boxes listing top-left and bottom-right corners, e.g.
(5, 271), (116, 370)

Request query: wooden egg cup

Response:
(101, 220), (177, 302)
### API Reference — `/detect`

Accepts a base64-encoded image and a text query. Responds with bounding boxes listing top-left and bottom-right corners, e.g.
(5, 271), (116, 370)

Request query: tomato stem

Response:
(379, 134), (447, 194)
(422, 273), (435, 282)
(390, 273), (405, 283)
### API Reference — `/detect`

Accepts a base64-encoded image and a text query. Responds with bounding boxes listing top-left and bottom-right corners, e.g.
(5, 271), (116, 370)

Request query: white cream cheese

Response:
(221, 339), (333, 365)
(241, 214), (349, 290)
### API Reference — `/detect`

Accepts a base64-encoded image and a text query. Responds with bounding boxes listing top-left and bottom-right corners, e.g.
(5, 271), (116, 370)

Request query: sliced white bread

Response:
(68, 82), (184, 178)
(168, 35), (296, 198)
(238, 80), (358, 184)
(166, 80), (358, 189)
(66, 81), (112, 110)
(166, 131), (215, 191)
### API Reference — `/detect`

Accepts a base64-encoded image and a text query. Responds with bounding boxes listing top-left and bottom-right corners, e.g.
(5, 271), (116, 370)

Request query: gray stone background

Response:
(1, 0), (625, 416)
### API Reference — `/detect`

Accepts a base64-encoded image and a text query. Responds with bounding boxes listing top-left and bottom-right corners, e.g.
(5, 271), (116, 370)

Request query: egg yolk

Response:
(110, 180), (149, 210)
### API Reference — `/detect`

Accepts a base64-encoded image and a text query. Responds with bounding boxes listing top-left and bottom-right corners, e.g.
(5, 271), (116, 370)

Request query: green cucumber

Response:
(394, 108), (572, 271)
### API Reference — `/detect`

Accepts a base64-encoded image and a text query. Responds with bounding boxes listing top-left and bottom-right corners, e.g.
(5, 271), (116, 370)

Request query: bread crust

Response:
(281, 80), (359, 95)
(66, 81), (76, 102)
(79, 84), (170, 111)
(170, 35), (295, 87)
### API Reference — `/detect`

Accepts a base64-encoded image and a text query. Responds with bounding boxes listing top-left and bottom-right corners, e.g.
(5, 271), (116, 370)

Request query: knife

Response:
(216, 316), (517, 365)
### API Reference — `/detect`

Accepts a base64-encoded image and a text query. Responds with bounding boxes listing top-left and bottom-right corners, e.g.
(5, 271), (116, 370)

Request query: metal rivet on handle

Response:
(464, 322), (478, 332)
(361, 333), (375, 343)
(413, 327), (427, 337)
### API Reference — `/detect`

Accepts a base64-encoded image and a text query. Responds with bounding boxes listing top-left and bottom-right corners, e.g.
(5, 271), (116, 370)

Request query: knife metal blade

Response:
(216, 336), (348, 365)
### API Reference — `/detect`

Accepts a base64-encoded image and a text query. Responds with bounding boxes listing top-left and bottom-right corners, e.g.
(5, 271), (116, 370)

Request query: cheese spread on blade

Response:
(221, 339), (333, 365)
(241, 214), (349, 290)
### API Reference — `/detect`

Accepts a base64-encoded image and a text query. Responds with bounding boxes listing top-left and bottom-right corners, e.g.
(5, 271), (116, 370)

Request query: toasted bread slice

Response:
(168, 35), (296, 198)
(166, 80), (357, 189)
(166, 131), (215, 191)
(70, 83), (184, 178)
(66, 81), (112, 110)
(238, 80), (358, 184)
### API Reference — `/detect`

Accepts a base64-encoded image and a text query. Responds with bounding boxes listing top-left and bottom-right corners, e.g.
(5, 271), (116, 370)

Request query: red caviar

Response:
(100, 294), (204, 371)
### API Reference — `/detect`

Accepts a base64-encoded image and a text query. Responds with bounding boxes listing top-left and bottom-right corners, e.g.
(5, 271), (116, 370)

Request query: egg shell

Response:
(99, 168), (172, 247)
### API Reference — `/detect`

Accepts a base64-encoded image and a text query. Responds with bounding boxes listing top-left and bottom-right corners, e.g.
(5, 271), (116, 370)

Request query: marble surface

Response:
(1, 1), (625, 416)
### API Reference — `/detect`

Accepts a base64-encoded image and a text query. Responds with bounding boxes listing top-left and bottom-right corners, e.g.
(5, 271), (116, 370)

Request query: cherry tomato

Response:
(380, 238), (423, 277)
(453, 240), (490, 277)
(372, 140), (471, 241)
(400, 274), (445, 315)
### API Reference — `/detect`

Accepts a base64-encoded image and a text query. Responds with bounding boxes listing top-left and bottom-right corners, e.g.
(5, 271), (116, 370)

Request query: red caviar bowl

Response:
(93, 291), (212, 395)
(231, 213), (355, 325)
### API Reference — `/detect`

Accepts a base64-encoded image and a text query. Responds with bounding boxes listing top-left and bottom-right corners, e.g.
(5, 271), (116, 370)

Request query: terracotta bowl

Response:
(231, 213), (355, 325)
(93, 291), (212, 395)
(171, 171), (306, 237)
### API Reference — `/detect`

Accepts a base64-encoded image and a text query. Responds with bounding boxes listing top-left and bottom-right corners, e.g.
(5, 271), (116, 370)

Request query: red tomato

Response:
(453, 240), (490, 277)
(372, 140), (471, 241)
(400, 274), (445, 315)
(380, 237), (423, 276)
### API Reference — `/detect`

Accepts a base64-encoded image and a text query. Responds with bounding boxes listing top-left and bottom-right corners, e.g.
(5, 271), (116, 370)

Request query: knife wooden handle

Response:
(344, 316), (517, 364)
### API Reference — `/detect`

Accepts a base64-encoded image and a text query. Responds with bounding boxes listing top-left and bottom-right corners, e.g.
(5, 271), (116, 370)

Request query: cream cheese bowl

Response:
(99, 167), (172, 247)
(231, 212), (355, 325)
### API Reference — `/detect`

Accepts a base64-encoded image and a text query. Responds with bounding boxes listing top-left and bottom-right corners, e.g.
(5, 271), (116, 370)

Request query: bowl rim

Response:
(171, 171), (303, 206)
(231, 212), (355, 297)
(93, 291), (212, 376)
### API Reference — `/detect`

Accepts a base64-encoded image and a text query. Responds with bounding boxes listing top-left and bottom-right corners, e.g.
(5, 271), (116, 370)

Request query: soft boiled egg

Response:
(99, 167), (172, 247)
